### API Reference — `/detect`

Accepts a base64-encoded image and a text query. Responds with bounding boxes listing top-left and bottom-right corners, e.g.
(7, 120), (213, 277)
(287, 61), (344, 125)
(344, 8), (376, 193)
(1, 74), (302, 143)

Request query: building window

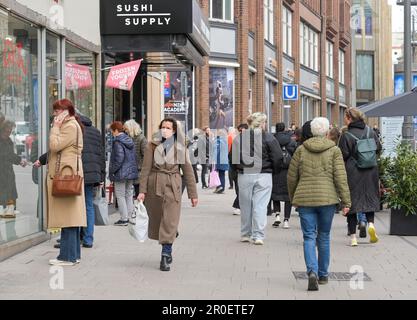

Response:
(339, 50), (345, 84)
(65, 42), (96, 123)
(326, 40), (334, 78)
(300, 22), (318, 72)
(364, 3), (373, 36)
(264, 0), (274, 44)
(0, 13), (42, 244)
(282, 6), (292, 56)
(210, 0), (233, 23)
(327, 103), (333, 124)
(352, 0), (372, 36)
(356, 53), (374, 90)
(249, 72), (253, 115)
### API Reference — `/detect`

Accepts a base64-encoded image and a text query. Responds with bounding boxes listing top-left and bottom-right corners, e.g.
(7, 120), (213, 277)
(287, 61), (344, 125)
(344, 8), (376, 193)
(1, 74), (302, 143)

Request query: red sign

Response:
(2, 39), (28, 84)
(65, 62), (93, 90)
(105, 59), (142, 91)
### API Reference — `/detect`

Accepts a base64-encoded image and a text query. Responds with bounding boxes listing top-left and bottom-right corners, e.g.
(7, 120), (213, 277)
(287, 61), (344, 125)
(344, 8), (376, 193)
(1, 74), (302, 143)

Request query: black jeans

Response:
(347, 212), (375, 235)
(228, 171), (234, 188)
(201, 164), (210, 187)
(232, 175), (239, 209)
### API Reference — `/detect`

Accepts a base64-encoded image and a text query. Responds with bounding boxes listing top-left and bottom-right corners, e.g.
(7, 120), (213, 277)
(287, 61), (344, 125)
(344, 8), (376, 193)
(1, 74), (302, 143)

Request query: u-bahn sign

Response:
(100, 0), (193, 35)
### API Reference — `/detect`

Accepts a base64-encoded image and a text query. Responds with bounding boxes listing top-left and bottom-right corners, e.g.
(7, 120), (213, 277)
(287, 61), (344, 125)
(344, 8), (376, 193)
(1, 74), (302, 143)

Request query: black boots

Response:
(308, 272), (319, 291)
(160, 253), (173, 271)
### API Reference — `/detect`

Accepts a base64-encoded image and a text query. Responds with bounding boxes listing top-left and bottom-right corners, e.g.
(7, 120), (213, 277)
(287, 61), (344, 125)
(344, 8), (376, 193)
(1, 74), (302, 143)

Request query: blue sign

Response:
(283, 84), (299, 101)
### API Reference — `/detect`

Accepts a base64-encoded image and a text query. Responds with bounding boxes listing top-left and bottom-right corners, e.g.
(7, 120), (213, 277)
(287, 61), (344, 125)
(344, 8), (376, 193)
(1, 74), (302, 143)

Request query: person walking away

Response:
(229, 123), (248, 216)
(124, 120), (147, 198)
(138, 118), (198, 271)
(200, 127), (212, 189)
(288, 117), (351, 291)
(271, 123), (297, 229)
(227, 127), (236, 189)
(212, 129), (229, 194)
(78, 113), (106, 248)
(109, 121), (138, 226)
(47, 99), (86, 266)
(338, 108), (382, 246)
(232, 113), (283, 245)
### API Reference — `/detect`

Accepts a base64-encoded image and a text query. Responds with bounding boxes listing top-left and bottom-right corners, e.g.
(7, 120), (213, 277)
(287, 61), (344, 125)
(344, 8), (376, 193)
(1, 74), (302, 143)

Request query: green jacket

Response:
(287, 137), (351, 208)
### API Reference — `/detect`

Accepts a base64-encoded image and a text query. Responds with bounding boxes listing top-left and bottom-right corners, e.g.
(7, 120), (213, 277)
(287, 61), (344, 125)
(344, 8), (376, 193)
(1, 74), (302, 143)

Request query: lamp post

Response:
(400, 0), (414, 146)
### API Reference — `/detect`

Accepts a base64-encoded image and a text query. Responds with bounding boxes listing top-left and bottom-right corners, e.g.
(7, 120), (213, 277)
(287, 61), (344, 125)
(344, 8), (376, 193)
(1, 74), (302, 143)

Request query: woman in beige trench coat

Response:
(138, 118), (198, 272)
(47, 99), (86, 267)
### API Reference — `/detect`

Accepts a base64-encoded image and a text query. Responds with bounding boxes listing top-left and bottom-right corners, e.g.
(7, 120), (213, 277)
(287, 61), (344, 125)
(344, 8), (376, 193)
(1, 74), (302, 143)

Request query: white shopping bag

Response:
(128, 200), (149, 242)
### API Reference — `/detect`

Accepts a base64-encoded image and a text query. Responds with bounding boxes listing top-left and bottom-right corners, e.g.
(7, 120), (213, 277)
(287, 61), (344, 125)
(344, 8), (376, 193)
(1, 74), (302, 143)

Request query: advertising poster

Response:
(65, 62), (93, 90)
(209, 68), (234, 131)
(163, 71), (193, 134)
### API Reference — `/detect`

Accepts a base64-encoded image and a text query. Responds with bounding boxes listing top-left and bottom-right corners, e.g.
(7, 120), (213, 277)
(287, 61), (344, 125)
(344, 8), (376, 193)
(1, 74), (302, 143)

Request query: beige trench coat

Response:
(47, 117), (86, 229)
(139, 137), (198, 244)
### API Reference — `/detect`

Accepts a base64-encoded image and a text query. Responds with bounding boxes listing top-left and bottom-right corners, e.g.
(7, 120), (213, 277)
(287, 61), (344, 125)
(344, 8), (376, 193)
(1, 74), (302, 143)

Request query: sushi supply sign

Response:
(100, 0), (193, 35)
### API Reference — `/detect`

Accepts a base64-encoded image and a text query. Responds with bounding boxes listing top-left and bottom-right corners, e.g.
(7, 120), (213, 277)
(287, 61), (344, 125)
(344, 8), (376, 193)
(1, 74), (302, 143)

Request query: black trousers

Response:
(228, 171), (234, 188)
(201, 164), (210, 187)
(347, 212), (375, 235)
(232, 175), (239, 209)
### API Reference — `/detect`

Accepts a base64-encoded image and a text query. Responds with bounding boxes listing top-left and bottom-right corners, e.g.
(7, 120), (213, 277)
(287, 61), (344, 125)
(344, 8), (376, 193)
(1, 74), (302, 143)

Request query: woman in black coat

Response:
(271, 123), (297, 229)
(338, 108), (382, 247)
(0, 121), (27, 218)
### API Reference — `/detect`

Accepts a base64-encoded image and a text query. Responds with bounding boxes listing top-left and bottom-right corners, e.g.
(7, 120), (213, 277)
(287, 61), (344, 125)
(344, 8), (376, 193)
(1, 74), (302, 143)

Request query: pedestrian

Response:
(109, 121), (138, 226)
(227, 127), (236, 189)
(124, 119), (148, 198)
(0, 120), (28, 219)
(138, 118), (198, 272)
(327, 127), (341, 145)
(288, 117), (351, 291)
(229, 123), (248, 216)
(78, 113), (106, 248)
(47, 99), (86, 266)
(200, 126), (212, 189)
(339, 107), (382, 246)
(232, 113), (283, 245)
(212, 129), (229, 194)
(271, 123), (297, 229)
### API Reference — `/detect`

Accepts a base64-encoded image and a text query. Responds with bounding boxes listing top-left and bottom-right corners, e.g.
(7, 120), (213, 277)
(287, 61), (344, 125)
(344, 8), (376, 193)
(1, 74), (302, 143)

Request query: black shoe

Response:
(82, 243), (93, 249)
(202, 185), (208, 189)
(114, 220), (128, 226)
(176, 232), (179, 238)
(359, 221), (367, 238)
(318, 276), (329, 285)
(308, 272), (319, 291)
(166, 253), (173, 264)
(160, 255), (171, 271)
(54, 244), (60, 249)
(56, 239), (61, 244)
(216, 189), (225, 194)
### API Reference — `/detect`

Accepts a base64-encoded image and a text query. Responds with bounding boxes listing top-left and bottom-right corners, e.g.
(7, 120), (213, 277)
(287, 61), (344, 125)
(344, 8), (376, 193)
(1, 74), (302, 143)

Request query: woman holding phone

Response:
(47, 99), (86, 266)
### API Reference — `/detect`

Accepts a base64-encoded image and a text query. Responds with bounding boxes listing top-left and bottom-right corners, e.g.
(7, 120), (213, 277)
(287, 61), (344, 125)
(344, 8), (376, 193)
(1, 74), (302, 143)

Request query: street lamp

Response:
(398, 0), (415, 146)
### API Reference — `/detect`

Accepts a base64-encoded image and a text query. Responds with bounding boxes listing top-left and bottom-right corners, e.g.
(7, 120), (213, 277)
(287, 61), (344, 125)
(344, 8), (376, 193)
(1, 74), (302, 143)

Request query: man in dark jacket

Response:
(271, 123), (297, 228)
(79, 114), (106, 248)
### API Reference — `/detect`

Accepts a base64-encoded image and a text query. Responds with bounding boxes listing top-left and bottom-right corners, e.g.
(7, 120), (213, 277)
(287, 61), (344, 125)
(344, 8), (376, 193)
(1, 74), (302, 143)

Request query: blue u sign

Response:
(283, 84), (299, 101)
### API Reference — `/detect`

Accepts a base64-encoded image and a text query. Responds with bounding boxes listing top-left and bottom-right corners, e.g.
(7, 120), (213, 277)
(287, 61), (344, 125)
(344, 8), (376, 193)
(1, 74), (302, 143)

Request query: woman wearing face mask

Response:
(138, 118), (198, 272)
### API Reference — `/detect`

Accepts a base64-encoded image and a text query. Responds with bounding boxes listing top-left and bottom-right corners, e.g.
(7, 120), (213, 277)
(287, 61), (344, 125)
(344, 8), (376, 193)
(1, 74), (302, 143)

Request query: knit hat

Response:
(302, 120), (313, 141)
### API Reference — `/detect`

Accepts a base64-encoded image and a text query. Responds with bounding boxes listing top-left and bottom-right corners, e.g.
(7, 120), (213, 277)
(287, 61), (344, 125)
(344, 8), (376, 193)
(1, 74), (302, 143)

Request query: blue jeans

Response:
(238, 173), (273, 241)
(299, 205), (336, 278)
(81, 185), (95, 246)
(218, 170), (226, 190)
(357, 212), (367, 223)
(58, 227), (81, 263)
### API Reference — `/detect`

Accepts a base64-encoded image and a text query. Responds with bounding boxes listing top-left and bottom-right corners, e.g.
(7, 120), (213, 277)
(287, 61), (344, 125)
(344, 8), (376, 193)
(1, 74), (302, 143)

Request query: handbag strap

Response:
(54, 121), (80, 176)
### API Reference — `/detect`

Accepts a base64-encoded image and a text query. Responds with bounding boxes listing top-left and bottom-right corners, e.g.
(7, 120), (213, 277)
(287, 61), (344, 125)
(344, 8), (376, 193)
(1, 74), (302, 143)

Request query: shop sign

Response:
(65, 63), (93, 90)
(100, 0), (193, 35)
(2, 39), (28, 84)
(105, 59), (142, 91)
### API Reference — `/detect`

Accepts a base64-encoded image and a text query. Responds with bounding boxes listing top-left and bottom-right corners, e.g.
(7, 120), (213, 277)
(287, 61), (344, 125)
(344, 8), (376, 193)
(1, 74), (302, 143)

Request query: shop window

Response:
(0, 13), (42, 244)
(65, 42), (95, 124)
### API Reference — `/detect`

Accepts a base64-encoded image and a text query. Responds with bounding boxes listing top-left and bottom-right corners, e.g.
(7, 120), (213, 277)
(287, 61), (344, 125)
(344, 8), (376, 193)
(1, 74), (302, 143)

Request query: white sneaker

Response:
(253, 239), (264, 245)
(233, 209), (241, 216)
(272, 214), (281, 228)
(49, 259), (76, 266)
(283, 220), (290, 229)
(240, 236), (251, 243)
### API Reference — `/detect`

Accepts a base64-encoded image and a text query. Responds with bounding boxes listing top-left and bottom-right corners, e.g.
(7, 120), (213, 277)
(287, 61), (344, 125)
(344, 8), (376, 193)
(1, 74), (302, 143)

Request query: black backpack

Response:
(281, 145), (292, 169)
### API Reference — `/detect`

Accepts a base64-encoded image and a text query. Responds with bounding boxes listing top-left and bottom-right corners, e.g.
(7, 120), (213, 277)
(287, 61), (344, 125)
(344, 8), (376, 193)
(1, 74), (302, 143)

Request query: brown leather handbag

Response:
(52, 126), (83, 197)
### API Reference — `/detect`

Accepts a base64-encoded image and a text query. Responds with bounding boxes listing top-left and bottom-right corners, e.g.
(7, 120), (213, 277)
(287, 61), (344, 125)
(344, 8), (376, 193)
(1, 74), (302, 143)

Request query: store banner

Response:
(105, 59), (142, 91)
(65, 62), (93, 90)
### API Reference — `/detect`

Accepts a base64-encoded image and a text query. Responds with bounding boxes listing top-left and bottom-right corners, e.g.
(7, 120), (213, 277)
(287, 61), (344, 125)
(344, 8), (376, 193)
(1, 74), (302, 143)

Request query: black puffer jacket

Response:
(232, 129), (283, 174)
(339, 120), (382, 214)
(80, 115), (106, 186)
(272, 131), (297, 201)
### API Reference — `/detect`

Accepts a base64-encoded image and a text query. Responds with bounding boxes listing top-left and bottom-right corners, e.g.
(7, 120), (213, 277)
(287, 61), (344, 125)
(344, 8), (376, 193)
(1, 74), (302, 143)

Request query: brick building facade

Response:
(195, 0), (352, 130)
